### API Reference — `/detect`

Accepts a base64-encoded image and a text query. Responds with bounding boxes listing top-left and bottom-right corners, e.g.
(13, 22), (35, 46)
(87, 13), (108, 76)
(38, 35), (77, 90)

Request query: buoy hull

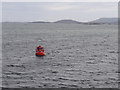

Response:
(36, 45), (45, 56)
(36, 52), (45, 56)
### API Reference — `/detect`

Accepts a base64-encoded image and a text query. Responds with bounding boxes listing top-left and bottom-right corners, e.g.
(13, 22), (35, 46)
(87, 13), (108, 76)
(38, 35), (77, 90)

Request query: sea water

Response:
(2, 23), (118, 88)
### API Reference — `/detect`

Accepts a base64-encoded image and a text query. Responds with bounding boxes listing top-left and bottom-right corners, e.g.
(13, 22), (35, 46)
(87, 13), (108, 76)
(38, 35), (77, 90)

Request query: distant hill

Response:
(30, 18), (118, 24)
(54, 19), (82, 24)
(89, 18), (118, 24)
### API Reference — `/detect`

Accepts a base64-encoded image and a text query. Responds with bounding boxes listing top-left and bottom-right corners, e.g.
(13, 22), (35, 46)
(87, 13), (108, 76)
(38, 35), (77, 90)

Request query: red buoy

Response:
(36, 46), (45, 56)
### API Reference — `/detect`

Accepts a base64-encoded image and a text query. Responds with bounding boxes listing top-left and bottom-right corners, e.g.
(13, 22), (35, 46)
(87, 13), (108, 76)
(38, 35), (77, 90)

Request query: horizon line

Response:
(1, 17), (118, 23)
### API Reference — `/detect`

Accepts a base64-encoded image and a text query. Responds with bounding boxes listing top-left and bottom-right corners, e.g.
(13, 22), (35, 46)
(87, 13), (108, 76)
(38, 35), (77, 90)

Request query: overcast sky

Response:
(2, 2), (118, 22)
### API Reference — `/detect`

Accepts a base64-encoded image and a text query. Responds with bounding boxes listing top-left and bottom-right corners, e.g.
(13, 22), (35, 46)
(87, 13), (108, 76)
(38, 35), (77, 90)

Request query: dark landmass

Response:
(54, 19), (82, 24)
(30, 18), (118, 25)
(30, 21), (50, 23)
(3, 18), (118, 25)
(88, 18), (118, 24)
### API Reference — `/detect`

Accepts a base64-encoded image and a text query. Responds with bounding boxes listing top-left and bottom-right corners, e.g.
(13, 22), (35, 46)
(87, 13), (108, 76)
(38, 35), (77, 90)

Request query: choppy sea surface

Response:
(2, 23), (118, 88)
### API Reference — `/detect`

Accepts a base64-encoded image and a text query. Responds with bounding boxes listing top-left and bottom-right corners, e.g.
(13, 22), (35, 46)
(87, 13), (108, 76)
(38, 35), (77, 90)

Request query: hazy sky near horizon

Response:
(2, 2), (118, 22)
